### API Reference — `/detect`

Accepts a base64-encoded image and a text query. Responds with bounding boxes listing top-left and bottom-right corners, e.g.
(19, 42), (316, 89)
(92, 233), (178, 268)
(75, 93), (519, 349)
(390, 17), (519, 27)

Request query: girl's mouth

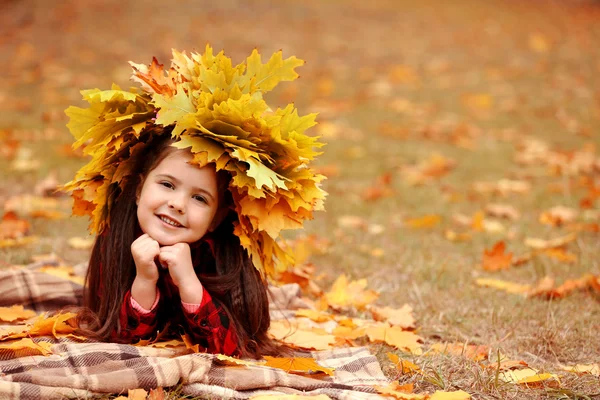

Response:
(157, 215), (183, 228)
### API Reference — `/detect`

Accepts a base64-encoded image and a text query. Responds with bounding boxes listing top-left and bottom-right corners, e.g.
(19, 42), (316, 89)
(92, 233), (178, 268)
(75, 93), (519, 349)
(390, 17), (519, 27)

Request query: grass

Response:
(1, 0), (600, 398)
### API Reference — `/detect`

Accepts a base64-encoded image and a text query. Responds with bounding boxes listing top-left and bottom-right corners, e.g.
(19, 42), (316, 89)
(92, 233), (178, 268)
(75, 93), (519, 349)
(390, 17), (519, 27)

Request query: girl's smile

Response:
(136, 150), (220, 246)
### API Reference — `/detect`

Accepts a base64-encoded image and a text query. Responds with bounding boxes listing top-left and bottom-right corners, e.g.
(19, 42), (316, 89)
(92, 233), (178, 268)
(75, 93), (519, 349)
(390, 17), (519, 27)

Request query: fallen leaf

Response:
(524, 233), (577, 250)
(405, 215), (442, 229)
(268, 320), (336, 350)
(430, 390), (471, 400)
(295, 309), (334, 323)
(445, 230), (472, 242)
(387, 352), (421, 374)
(263, 356), (335, 376)
(324, 274), (379, 311)
(539, 206), (578, 227)
(0, 305), (37, 323)
(215, 354), (265, 367)
(0, 211), (30, 240)
(561, 363), (600, 377)
(370, 304), (416, 330)
(38, 265), (85, 286)
(500, 368), (559, 387)
(365, 323), (422, 354)
(250, 395), (332, 400)
(376, 382), (426, 399)
(541, 248), (577, 263)
(337, 215), (368, 230)
(482, 241), (513, 271)
(0, 338), (53, 356)
(529, 33), (551, 53)
(475, 278), (531, 295)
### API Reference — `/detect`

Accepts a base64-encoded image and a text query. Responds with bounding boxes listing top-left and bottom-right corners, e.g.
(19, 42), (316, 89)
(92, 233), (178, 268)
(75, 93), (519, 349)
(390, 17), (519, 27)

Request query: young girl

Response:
(64, 46), (326, 359)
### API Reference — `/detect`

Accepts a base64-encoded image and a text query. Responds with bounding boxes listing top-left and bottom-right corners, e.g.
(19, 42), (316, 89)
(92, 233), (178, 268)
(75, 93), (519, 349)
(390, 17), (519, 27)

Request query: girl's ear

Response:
(208, 206), (229, 232)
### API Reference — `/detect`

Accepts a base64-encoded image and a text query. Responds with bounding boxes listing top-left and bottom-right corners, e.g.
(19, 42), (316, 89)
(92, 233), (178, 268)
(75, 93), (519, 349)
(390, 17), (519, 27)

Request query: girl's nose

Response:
(168, 196), (186, 213)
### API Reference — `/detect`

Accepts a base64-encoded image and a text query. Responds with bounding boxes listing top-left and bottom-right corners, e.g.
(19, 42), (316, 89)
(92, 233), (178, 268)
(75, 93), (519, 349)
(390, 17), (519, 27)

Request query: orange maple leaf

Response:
(482, 241), (513, 271)
(263, 356), (335, 376)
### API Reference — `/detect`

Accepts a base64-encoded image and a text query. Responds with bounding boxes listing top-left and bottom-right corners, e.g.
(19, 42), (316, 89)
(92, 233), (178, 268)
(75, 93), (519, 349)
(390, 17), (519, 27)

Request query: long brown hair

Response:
(79, 128), (281, 358)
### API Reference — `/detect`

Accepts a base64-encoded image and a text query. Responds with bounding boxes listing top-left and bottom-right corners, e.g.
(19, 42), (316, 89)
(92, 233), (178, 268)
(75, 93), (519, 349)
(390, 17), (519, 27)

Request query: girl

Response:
(64, 46), (326, 359)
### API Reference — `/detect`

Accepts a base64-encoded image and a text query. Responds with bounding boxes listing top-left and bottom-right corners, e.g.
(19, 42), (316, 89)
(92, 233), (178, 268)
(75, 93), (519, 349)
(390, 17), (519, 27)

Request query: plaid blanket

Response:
(0, 263), (390, 399)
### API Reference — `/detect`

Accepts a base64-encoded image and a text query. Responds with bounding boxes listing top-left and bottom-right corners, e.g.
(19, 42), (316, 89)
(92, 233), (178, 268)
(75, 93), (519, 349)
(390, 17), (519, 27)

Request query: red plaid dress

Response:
(110, 241), (239, 356)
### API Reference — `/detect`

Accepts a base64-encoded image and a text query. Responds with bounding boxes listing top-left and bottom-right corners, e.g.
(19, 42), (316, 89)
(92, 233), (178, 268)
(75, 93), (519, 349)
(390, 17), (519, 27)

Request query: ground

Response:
(1, 0), (599, 399)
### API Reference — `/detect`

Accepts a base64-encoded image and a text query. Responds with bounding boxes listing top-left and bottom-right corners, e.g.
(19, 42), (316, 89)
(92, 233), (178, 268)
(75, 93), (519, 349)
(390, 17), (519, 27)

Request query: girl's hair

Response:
(78, 127), (282, 358)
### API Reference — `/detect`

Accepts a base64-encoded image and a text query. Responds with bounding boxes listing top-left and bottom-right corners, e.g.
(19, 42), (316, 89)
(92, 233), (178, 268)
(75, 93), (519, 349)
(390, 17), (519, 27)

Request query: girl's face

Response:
(136, 150), (220, 246)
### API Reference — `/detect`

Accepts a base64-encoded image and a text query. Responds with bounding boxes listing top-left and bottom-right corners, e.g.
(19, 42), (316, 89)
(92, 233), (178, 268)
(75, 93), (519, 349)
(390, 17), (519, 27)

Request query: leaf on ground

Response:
(0, 305), (37, 323)
(0, 211), (30, 240)
(561, 363), (600, 377)
(365, 323), (423, 354)
(295, 309), (334, 323)
(541, 248), (577, 263)
(0, 236), (39, 248)
(500, 368), (560, 387)
(444, 230), (472, 242)
(370, 304), (416, 330)
(482, 241), (513, 271)
(324, 274), (379, 311)
(429, 343), (489, 361)
(148, 387), (166, 400)
(387, 352), (421, 374)
(376, 382), (426, 399)
(472, 179), (530, 196)
(268, 320), (336, 350)
(539, 206), (578, 227)
(0, 338), (53, 356)
(215, 354), (265, 367)
(484, 204), (520, 221)
(181, 333), (200, 353)
(405, 214), (442, 229)
(529, 274), (596, 299)
(337, 215), (368, 230)
(147, 339), (185, 348)
(430, 390), (471, 400)
(263, 356), (335, 376)
(524, 232), (577, 249)
(475, 278), (531, 295)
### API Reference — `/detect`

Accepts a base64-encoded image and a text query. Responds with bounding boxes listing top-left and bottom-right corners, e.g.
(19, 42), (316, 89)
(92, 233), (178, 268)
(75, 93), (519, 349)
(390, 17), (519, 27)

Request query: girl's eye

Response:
(160, 181), (174, 189)
(193, 195), (207, 204)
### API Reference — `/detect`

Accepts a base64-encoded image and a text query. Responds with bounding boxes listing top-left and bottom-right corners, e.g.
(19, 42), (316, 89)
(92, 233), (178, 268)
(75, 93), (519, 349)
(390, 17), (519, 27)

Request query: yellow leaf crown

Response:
(63, 45), (327, 278)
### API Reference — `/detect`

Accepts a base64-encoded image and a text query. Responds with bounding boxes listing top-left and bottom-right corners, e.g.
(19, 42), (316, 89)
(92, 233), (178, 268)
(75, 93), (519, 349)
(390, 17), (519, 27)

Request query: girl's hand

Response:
(159, 243), (204, 303)
(131, 233), (161, 283)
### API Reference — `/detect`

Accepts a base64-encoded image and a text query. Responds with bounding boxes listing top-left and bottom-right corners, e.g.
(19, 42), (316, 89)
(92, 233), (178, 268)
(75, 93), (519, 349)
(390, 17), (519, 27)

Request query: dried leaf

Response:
(539, 206), (578, 227)
(475, 278), (531, 295)
(365, 323), (422, 354)
(524, 233), (577, 250)
(500, 368), (559, 387)
(376, 382), (426, 399)
(561, 363), (600, 377)
(263, 356), (335, 376)
(485, 204), (520, 221)
(405, 215), (442, 229)
(0, 305), (37, 323)
(482, 241), (513, 271)
(430, 391), (471, 400)
(387, 352), (421, 374)
(268, 320), (336, 350)
(324, 274), (379, 311)
(0, 211), (30, 240)
(0, 338), (53, 356)
(429, 343), (489, 361)
(370, 304), (416, 330)
(67, 236), (95, 250)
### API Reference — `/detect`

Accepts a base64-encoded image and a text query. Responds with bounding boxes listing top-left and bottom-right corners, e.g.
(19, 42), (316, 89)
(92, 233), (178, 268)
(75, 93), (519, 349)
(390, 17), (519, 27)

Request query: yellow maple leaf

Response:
(0, 305), (37, 323)
(475, 278), (531, 295)
(387, 352), (421, 374)
(370, 304), (415, 330)
(404, 214), (442, 229)
(268, 320), (335, 350)
(500, 368), (559, 387)
(324, 274), (379, 311)
(561, 363), (600, 377)
(376, 382), (424, 399)
(365, 323), (422, 354)
(430, 390), (471, 400)
(263, 356), (335, 376)
(0, 338), (53, 356)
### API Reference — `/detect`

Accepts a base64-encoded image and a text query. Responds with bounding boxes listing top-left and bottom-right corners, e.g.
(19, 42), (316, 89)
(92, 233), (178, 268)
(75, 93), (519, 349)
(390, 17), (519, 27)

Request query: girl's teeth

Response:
(160, 216), (181, 227)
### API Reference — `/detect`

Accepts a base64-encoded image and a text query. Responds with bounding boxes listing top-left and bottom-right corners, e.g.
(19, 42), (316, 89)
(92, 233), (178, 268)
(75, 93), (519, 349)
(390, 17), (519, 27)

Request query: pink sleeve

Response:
(130, 291), (160, 314)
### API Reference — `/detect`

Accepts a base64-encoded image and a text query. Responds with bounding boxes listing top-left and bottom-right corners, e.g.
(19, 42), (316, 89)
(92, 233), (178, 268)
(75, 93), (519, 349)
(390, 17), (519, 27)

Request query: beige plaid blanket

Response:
(0, 263), (389, 399)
